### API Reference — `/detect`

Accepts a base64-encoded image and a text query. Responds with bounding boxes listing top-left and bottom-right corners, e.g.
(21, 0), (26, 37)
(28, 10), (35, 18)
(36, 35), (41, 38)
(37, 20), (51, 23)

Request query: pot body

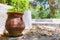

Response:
(5, 12), (25, 36)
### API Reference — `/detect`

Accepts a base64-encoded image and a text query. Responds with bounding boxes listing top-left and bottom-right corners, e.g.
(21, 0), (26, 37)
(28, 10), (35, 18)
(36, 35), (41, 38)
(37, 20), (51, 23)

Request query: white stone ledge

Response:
(32, 19), (60, 24)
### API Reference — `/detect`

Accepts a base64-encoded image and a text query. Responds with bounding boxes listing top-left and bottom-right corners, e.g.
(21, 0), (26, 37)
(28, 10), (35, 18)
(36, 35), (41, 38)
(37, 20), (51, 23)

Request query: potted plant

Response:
(5, 0), (30, 37)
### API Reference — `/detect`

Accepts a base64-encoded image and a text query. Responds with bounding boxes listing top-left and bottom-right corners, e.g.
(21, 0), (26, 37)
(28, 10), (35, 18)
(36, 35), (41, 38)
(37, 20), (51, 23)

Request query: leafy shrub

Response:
(8, 0), (30, 13)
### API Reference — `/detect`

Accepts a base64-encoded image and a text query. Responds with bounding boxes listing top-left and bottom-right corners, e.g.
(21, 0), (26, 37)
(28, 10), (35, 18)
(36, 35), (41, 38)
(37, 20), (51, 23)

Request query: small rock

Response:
(59, 38), (60, 40)
(51, 38), (57, 40)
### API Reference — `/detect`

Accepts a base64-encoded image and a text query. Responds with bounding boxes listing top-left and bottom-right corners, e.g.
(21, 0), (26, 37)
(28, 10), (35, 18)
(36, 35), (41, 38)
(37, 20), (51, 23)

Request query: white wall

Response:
(0, 4), (12, 34)
(24, 10), (32, 29)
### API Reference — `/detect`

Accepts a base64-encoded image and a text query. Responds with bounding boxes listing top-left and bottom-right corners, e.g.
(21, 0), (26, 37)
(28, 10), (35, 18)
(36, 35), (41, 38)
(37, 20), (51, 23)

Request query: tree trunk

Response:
(48, 0), (54, 18)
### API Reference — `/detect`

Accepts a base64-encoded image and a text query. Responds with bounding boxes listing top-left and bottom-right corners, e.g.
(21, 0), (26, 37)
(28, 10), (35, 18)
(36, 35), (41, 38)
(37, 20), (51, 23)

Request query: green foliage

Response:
(0, 0), (7, 4)
(0, 0), (30, 13)
(31, 0), (60, 19)
(30, 2), (50, 19)
(51, 10), (60, 18)
(8, 0), (30, 13)
(30, 3), (41, 19)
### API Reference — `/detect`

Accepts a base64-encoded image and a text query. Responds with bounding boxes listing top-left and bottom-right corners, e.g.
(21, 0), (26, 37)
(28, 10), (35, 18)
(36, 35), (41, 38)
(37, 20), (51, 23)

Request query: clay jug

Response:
(5, 12), (25, 36)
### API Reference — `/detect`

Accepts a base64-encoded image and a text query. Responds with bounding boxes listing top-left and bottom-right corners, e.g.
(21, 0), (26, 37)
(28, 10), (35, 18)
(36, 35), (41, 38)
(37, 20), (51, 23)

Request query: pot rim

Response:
(7, 12), (24, 15)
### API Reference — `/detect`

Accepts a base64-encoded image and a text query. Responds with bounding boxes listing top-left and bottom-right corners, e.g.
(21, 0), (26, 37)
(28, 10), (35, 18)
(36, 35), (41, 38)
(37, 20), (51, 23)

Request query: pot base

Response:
(7, 34), (23, 37)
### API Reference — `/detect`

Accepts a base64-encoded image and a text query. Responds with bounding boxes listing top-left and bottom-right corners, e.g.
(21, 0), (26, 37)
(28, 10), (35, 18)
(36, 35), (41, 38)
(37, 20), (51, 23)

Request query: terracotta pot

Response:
(5, 12), (25, 36)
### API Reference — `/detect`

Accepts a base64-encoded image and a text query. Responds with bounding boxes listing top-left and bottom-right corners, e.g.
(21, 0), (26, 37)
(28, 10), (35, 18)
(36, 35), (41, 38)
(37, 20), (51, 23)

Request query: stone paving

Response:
(0, 24), (60, 40)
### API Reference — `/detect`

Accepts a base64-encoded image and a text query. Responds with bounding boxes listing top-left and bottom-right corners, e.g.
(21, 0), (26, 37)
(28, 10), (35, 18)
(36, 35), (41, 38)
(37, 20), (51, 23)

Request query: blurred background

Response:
(0, 0), (60, 19)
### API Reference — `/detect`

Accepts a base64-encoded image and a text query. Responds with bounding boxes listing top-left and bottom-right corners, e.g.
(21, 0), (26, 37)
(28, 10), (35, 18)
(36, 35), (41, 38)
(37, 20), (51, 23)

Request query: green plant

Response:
(30, 3), (41, 19)
(8, 0), (30, 13)
(0, 0), (7, 4)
